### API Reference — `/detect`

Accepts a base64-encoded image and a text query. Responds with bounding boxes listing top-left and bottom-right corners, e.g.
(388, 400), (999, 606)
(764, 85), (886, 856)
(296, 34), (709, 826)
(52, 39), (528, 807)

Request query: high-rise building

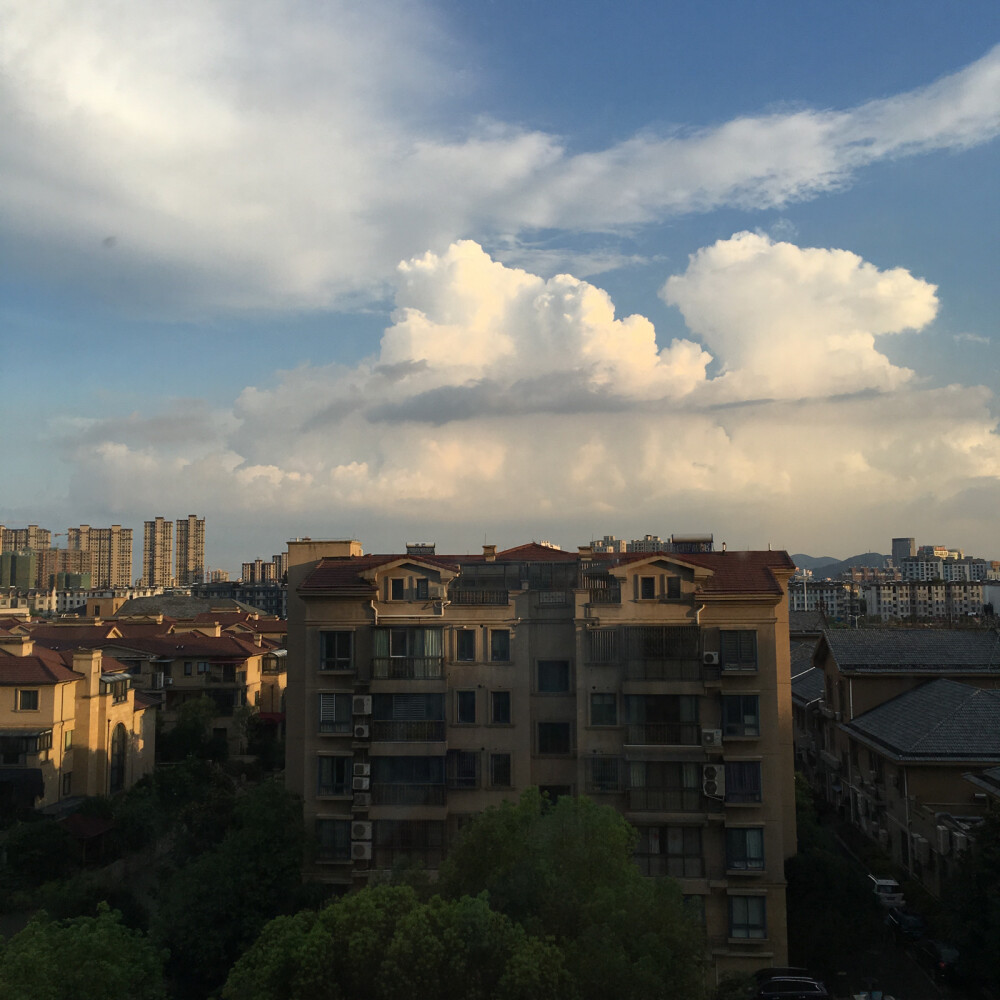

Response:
(175, 514), (206, 586)
(67, 525), (133, 589)
(891, 537), (915, 565)
(143, 517), (174, 588)
(0, 524), (52, 552)
(286, 538), (797, 977)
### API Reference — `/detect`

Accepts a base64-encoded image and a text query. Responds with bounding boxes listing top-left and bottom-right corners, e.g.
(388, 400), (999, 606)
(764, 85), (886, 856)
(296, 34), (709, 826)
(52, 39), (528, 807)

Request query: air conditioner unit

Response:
(352, 791), (371, 809)
(351, 821), (372, 841)
(702, 764), (725, 799)
(952, 831), (968, 854)
(352, 776), (370, 791)
(351, 841), (372, 860)
(936, 825), (951, 856)
(914, 834), (930, 865)
(353, 724), (370, 740)
(834, 711), (843, 722)
(702, 652), (719, 666)
(154, 672), (164, 689)
(701, 728), (723, 747)
(353, 762), (371, 777)
(352, 695), (372, 716)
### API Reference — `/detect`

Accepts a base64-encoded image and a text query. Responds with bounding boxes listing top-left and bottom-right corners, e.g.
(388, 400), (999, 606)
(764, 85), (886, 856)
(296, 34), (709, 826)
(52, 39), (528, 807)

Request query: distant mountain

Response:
(793, 552), (889, 579)
(790, 554), (840, 570)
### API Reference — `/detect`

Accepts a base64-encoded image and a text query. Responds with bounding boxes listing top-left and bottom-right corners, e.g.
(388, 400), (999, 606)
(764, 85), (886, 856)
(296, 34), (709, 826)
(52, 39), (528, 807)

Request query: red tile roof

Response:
(100, 634), (271, 660)
(0, 651), (81, 685)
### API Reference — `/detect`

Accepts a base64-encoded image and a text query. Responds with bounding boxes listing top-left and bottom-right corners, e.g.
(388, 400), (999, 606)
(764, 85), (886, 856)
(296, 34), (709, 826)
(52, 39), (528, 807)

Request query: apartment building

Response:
(862, 580), (984, 621)
(0, 634), (155, 818)
(67, 525), (133, 589)
(286, 539), (797, 975)
(0, 525), (52, 552)
(175, 515), (206, 587)
(143, 517), (174, 588)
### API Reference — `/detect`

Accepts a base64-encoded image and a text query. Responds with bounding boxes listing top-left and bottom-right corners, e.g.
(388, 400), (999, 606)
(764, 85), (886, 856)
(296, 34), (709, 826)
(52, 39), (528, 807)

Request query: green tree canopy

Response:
(223, 884), (571, 1000)
(0, 904), (166, 1000)
(437, 789), (706, 1000)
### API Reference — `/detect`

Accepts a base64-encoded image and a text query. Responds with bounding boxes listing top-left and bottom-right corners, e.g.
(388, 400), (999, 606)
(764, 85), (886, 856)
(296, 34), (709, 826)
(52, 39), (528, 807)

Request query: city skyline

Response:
(2, 3), (998, 570)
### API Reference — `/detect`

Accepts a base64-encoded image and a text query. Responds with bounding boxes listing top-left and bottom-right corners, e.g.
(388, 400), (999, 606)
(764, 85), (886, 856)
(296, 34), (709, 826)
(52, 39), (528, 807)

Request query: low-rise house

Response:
(0, 635), (154, 817)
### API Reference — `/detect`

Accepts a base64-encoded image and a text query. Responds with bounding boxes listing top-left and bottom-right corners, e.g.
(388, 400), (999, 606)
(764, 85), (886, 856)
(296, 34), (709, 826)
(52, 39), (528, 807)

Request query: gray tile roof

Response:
(791, 665), (825, 705)
(114, 595), (265, 618)
(844, 679), (1000, 761)
(823, 628), (1000, 673)
(790, 610), (827, 636)
(790, 640), (818, 677)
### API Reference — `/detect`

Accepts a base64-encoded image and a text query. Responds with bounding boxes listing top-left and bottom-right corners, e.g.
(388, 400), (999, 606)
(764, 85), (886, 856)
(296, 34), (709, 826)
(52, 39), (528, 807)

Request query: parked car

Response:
(915, 939), (960, 982)
(755, 976), (831, 1000)
(868, 874), (905, 909)
(884, 906), (926, 940)
(753, 968), (811, 983)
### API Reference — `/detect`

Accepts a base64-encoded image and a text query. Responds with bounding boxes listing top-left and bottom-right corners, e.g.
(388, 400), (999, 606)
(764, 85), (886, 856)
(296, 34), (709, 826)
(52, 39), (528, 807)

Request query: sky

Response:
(2, 0), (999, 576)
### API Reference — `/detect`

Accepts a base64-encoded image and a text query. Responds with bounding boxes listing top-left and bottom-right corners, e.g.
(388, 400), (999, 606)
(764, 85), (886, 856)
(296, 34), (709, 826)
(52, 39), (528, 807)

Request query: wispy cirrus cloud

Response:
(2, 2), (999, 312)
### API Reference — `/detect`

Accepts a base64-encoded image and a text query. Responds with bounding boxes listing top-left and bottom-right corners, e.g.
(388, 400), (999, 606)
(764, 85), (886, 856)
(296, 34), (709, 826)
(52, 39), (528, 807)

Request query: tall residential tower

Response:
(143, 517), (174, 587)
(175, 515), (206, 586)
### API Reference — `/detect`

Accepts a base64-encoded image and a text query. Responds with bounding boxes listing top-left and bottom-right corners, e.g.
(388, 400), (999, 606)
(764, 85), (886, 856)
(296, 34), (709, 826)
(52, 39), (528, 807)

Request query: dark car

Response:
(753, 968), (811, 983)
(885, 905), (927, 940)
(755, 976), (831, 1000)
(915, 939), (960, 982)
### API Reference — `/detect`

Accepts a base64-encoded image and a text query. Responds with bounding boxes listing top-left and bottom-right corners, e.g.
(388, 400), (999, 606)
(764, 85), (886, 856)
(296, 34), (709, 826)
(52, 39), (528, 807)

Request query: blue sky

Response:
(2, 1), (998, 575)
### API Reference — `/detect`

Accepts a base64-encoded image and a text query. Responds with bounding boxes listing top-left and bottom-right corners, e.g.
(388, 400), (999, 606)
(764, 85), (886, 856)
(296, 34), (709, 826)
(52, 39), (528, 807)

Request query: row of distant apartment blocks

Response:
(0, 517), (206, 591)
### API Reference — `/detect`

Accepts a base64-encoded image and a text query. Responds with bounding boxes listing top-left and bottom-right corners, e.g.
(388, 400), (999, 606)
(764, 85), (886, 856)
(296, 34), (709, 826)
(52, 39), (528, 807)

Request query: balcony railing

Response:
(372, 657), (444, 680)
(634, 855), (705, 878)
(626, 788), (704, 812)
(588, 587), (622, 605)
(450, 589), (509, 605)
(372, 720), (446, 742)
(623, 659), (704, 682)
(624, 723), (701, 746)
(371, 783), (447, 806)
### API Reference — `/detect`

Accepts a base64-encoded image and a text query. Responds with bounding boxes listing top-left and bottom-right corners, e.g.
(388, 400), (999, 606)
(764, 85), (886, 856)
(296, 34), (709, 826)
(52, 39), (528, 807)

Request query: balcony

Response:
(626, 788), (704, 812)
(371, 783), (447, 806)
(372, 657), (444, 681)
(588, 587), (622, 605)
(623, 659), (703, 682)
(371, 720), (446, 742)
(624, 723), (701, 747)
(451, 589), (509, 606)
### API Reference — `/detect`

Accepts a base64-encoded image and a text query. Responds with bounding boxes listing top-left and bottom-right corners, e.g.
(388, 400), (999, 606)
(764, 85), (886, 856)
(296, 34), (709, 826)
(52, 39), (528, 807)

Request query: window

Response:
(456, 629), (475, 661)
(315, 818), (351, 861)
(725, 761), (762, 804)
(184, 661), (193, 676)
(197, 661), (210, 674)
(490, 752), (512, 787)
(390, 578), (404, 600)
(317, 755), (351, 795)
(588, 628), (617, 663)
(447, 749), (480, 788)
(64, 730), (73, 750)
(640, 576), (656, 599)
(729, 895), (766, 939)
(666, 576), (681, 599)
(726, 827), (765, 871)
(16, 689), (39, 711)
(490, 629), (510, 662)
(456, 690), (476, 724)
(318, 692), (352, 734)
(636, 826), (703, 877)
(589, 756), (621, 792)
(720, 630), (757, 671)
(537, 722), (571, 755)
(320, 631), (353, 671)
(722, 695), (760, 737)
(590, 693), (617, 727)
(537, 660), (570, 693)
(62, 772), (72, 796)
(491, 690), (511, 724)
(109, 723), (127, 794)
(415, 578), (429, 600)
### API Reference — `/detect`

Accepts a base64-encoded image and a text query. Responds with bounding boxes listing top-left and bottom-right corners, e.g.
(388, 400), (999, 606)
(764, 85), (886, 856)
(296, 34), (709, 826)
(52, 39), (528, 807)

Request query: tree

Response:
(223, 885), (571, 1000)
(157, 695), (221, 762)
(437, 789), (706, 1000)
(0, 903), (166, 1000)
(943, 806), (1000, 991)
(152, 778), (307, 999)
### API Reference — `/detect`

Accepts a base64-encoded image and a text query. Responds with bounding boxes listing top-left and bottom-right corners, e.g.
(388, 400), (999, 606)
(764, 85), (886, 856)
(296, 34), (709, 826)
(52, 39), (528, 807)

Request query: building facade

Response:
(68, 525), (133, 589)
(286, 539), (797, 976)
(175, 514), (206, 587)
(143, 517), (174, 588)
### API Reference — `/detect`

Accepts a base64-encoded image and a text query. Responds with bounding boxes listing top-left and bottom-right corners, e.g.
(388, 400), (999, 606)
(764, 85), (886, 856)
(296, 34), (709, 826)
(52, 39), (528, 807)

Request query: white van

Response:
(869, 875), (904, 909)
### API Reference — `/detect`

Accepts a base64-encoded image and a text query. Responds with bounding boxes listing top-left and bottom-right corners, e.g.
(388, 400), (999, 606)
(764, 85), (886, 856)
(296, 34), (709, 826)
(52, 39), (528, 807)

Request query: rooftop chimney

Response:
(483, 544), (497, 562)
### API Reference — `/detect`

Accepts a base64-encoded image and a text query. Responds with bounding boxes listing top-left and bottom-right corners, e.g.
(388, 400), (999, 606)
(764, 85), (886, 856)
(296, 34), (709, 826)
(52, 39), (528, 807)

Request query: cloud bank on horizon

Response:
(3, 2), (1000, 309)
(62, 236), (1000, 547)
